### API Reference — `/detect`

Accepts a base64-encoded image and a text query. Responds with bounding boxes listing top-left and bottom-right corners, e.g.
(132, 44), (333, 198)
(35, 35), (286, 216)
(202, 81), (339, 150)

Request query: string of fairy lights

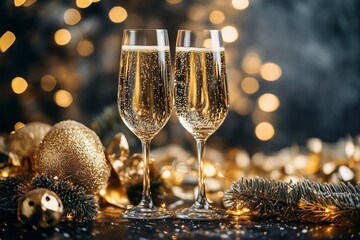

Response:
(2, 0), (283, 142)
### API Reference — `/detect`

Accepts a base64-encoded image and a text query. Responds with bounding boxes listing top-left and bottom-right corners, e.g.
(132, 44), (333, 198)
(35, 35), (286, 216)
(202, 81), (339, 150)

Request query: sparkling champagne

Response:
(118, 45), (172, 141)
(174, 47), (229, 140)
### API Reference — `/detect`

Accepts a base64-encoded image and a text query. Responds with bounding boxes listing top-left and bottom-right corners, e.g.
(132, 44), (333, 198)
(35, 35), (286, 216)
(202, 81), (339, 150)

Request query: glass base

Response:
(175, 203), (228, 220)
(122, 205), (173, 219)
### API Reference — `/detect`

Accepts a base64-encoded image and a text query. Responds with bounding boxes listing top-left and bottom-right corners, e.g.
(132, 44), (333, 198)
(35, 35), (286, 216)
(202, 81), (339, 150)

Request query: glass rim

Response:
(123, 29), (168, 32)
(177, 29), (221, 33)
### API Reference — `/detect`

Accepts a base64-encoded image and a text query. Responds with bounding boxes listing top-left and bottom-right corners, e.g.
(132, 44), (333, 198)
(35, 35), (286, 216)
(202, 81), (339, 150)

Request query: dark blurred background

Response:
(0, 0), (359, 154)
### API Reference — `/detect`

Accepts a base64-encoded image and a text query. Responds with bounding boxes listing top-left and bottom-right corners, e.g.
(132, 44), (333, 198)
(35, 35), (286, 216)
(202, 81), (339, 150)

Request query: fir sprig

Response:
(224, 177), (360, 225)
(0, 174), (98, 221)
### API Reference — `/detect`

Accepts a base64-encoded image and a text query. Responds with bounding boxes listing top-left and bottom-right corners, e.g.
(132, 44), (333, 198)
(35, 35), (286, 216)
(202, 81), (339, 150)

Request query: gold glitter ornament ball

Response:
(35, 120), (111, 194)
(8, 122), (52, 166)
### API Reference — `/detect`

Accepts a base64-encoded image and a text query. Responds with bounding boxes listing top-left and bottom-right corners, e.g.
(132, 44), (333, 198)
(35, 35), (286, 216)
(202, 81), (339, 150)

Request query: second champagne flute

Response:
(118, 29), (173, 219)
(174, 30), (229, 220)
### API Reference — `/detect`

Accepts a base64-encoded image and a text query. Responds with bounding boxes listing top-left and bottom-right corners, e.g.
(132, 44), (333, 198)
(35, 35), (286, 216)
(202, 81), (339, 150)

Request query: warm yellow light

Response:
(54, 90), (73, 108)
(232, 0), (249, 10)
(108, 6), (128, 23)
(0, 31), (16, 53)
(11, 77), (28, 94)
(2, 171), (9, 178)
(40, 75), (57, 92)
(221, 26), (239, 43)
(162, 169), (172, 179)
(255, 122), (275, 141)
(76, 0), (92, 8)
(54, 29), (71, 46)
(203, 38), (213, 48)
(14, 0), (26, 7)
(258, 93), (280, 112)
(77, 40), (94, 56)
(99, 189), (106, 196)
(241, 77), (259, 94)
(92, 0), (101, 2)
(209, 10), (225, 24)
(307, 138), (322, 153)
(260, 62), (282, 81)
(23, 0), (36, 7)
(64, 8), (81, 25)
(204, 162), (217, 177)
(187, 4), (206, 22)
(166, 0), (182, 4)
(14, 122), (25, 130)
(242, 52), (262, 74)
(217, 191), (224, 198)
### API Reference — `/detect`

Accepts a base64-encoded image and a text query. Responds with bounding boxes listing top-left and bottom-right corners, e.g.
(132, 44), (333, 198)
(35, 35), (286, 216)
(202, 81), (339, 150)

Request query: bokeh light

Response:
(209, 10), (225, 24)
(40, 75), (57, 92)
(77, 40), (94, 56)
(76, 0), (92, 9)
(232, 0), (249, 10)
(255, 122), (275, 141)
(14, 0), (26, 7)
(166, 0), (182, 4)
(23, 0), (36, 7)
(242, 52), (262, 75)
(109, 6), (128, 23)
(54, 90), (73, 108)
(260, 62), (282, 81)
(14, 121), (25, 130)
(11, 77), (28, 94)
(241, 77), (259, 94)
(54, 29), (71, 46)
(64, 8), (81, 25)
(0, 31), (16, 53)
(258, 93), (280, 112)
(221, 25), (239, 43)
(187, 4), (207, 22)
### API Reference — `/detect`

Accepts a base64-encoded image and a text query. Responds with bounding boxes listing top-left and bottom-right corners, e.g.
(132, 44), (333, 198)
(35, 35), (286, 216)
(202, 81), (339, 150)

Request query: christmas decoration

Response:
(101, 132), (173, 207)
(0, 174), (98, 222)
(124, 154), (172, 206)
(224, 177), (360, 226)
(35, 120), (111, 194)
(8, 122), (52, 167)
(100, 132), (130, 208)
(17, 188), (63, 229)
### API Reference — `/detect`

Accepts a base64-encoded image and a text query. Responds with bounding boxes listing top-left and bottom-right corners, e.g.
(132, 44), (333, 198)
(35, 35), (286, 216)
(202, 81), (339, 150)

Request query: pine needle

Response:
(224, 177), (360, 225)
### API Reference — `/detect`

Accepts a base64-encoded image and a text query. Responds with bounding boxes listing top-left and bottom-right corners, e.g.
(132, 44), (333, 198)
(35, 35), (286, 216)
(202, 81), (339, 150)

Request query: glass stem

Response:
(140, 140), (153, 209)
(195, 139), (210, 209)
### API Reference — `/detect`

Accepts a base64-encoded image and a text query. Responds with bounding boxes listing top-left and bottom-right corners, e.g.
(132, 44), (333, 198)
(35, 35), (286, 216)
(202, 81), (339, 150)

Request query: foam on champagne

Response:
(176, 47), (225, 52)
(121, 45), (170, 51)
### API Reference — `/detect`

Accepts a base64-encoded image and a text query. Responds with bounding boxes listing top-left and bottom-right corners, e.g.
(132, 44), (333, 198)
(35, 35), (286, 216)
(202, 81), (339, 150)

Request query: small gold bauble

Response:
(8, 122), (52, 168)
(35, 120), (111, 194)
(17, 188), (63, 229)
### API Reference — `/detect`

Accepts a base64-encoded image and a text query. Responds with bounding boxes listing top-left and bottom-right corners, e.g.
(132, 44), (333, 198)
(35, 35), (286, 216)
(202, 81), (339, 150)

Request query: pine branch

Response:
(224, 177), (300, 219)
(0, 176), (22, 209)
(0, 174), (98, 221)
(224, 177), (360, 225)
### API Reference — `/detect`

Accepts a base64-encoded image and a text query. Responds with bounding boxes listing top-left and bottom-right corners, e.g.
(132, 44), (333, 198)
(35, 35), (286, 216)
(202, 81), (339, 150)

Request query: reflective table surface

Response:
(1, 207), (359, 239)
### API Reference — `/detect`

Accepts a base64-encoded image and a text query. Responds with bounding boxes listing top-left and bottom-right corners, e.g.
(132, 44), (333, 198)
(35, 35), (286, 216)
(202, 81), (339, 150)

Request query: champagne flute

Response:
(118, 29), (173, 219)
(174, 30), (229, 219)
